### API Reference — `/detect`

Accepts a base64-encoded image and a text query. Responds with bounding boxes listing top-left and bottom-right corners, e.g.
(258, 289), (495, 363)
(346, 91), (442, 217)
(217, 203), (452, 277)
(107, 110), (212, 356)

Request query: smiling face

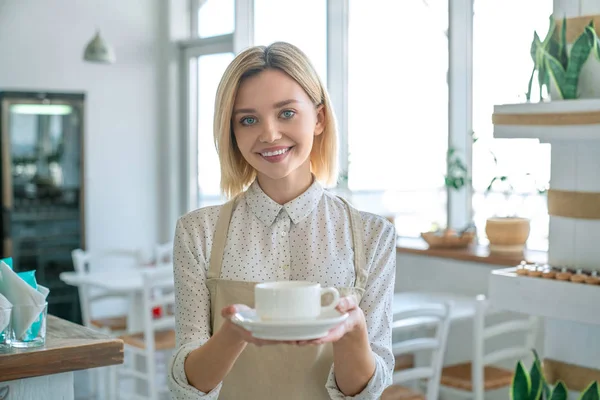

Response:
(232, 68), (325, 188)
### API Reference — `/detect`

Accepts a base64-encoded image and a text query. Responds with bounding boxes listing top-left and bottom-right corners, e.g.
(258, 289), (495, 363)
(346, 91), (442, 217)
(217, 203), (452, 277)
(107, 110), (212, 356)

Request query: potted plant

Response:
(444, 136), (547, 253)
(527, 15), (600, 101)
(511, 350), (600, 400)
(482, 169), (547, 253)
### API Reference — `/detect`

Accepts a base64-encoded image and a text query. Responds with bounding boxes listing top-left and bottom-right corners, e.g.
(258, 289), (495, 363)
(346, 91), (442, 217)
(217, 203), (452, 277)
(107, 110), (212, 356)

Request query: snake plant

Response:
(527, 16), (600, 101)
(511, 350), (600, 400)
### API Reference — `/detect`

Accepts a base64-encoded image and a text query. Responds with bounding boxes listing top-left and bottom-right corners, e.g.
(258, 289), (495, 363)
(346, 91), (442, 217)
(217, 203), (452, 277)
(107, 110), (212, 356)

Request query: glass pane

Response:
(198, 0), (235, 38)
(9, 104), (81, 207)
(254, 0), (327, 84)
(348, 0), (449, 234)
(197, 52), (235, 206)
(472, 0), (552, 250)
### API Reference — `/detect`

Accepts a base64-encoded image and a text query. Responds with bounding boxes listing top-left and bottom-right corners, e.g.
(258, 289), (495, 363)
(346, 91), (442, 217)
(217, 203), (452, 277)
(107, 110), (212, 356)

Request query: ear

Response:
(314, 105), (325, 136)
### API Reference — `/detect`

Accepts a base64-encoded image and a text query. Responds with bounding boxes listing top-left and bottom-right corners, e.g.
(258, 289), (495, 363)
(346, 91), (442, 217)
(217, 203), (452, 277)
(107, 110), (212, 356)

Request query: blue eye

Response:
(280, 110), (295, 119)
(240, 116), (257, 126)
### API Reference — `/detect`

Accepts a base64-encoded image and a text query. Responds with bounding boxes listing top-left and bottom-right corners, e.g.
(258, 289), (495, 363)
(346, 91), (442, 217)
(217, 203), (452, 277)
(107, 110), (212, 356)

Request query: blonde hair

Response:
(213, 42), (338, 199)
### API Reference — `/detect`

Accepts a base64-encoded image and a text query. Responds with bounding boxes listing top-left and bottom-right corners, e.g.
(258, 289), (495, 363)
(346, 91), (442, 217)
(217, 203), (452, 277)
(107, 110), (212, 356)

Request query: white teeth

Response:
(261, 148), (290, 157)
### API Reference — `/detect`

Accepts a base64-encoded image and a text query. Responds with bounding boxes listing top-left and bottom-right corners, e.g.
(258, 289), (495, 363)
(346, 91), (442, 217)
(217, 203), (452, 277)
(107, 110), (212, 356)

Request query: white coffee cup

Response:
(254, 281), (340, 321)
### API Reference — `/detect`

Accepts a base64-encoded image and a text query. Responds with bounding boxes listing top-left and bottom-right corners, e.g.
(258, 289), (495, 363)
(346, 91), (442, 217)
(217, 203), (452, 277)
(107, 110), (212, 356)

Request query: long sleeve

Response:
(326, 218), (396, 399)
(167, 217), (222, 399)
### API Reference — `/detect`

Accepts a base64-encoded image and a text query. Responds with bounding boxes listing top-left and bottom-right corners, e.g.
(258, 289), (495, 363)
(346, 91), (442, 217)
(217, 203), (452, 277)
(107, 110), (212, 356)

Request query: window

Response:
(196, 53), (235, 206)
(181, 0), (552, 251)
(471, 0), (552, 250)
(347, 0), (449, 236)
(197, 0), (235, 38)
(253, 0), (328, 84)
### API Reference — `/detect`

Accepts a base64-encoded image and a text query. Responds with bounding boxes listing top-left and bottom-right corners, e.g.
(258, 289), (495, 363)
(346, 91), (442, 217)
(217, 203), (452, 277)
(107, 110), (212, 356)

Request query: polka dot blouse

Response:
(167, 178), (396, 399)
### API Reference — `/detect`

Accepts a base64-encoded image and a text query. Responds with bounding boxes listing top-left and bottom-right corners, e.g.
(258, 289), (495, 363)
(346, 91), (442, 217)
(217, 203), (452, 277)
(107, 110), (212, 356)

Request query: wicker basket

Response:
(421, 230), (476, 249)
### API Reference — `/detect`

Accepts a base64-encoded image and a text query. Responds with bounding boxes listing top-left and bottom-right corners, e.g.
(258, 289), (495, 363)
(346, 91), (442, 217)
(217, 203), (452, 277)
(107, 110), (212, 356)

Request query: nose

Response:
(259, 119), (282, 143)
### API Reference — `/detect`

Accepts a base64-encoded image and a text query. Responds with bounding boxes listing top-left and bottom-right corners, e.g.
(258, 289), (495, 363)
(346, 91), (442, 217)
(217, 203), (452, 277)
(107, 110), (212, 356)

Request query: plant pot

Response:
(485, 217), (531, 253)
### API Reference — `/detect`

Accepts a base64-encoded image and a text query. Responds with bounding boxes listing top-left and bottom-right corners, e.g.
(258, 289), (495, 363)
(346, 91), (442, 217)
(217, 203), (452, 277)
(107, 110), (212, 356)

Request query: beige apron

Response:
(205, 195), (368, 400)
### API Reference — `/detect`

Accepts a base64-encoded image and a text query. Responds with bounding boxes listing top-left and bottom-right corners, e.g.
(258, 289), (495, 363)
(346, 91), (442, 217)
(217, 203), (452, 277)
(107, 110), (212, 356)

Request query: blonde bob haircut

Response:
(213, 41), (338, 199)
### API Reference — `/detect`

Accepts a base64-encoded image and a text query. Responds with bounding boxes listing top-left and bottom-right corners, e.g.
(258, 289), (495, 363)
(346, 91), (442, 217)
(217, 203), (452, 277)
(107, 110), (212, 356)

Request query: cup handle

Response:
(320, 287), (340, 313)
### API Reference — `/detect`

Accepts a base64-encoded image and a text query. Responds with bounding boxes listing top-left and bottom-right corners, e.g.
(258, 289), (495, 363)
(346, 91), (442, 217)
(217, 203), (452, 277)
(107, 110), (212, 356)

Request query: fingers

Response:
(221, 304), (252, 318)
(335, 295), (359, 313)
(221, 303), (357, 347)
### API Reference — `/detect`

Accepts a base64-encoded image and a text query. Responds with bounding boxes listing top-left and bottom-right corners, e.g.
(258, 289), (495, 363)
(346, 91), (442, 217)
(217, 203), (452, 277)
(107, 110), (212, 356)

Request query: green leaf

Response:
(531, 31), (542, 63)
(558, 17), (569, 68)
(531, 32), (547, 96)
(550, 381), (568, 400)
(532, 350), (552, 399)
(579, 381), (600, 400)
(545, 55), (566, 99)
(526, 67), (535, 101)
(531, 348), (551, 399)
(585, 23), (600, 62)
(529, 360), (543, 400)
(563, 28), (593, 99)
(538, 66), (549, 100)
(512, 361), (531, 400)
(542, 15), (556, 43)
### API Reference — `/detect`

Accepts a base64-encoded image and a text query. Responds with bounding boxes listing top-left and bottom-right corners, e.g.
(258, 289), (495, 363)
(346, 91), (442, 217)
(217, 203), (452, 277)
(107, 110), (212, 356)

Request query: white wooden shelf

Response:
(488, 267), (600, 325)
(493, 99), (600, 142)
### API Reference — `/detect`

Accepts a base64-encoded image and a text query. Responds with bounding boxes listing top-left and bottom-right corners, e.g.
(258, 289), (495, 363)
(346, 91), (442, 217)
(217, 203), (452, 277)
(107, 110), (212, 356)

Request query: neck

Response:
(257, 164), (313, 205)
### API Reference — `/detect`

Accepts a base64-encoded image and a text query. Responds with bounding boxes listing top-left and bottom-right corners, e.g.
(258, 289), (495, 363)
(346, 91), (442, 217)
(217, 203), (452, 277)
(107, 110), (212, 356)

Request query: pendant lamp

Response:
(83, 30), (116, 64)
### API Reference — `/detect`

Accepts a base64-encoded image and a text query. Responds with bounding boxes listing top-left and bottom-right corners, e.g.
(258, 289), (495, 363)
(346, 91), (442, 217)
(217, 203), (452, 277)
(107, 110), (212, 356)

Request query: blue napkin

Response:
(2, 257), (43, 339)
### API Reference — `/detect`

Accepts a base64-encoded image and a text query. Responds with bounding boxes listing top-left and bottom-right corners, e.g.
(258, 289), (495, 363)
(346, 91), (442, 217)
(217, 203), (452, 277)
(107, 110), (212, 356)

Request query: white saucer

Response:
(231, 309), (349, 341)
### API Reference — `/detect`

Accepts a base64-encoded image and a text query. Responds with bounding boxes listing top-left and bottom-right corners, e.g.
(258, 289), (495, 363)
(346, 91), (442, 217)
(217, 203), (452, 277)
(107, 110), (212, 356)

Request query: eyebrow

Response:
(233, 99), (299, 116)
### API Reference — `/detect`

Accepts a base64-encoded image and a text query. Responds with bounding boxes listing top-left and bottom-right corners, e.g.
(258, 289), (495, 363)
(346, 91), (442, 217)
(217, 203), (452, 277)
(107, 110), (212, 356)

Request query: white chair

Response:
(382, 301), (452, 400)
(439, 294), (540, 400)
(71, 248), (143, 400)
(117, 267), (176, 400)
(72, 248), (143, 331)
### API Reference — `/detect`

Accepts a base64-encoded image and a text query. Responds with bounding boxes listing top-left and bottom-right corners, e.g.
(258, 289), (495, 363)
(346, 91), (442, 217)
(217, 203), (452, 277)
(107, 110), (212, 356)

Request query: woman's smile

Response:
(257, 146), (294, 163)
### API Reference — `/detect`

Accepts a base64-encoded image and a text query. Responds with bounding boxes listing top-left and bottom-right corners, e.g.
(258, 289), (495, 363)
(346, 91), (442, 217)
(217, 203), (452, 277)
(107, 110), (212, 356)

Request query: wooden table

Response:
(0, 315), (123, 400)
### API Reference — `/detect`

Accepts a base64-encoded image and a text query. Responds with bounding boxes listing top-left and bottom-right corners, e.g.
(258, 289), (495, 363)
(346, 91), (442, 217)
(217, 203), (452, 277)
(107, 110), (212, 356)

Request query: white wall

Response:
(0, 0), (163, 255)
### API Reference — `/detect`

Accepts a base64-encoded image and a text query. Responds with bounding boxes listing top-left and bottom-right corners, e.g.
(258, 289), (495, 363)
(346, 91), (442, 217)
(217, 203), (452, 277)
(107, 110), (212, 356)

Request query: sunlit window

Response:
(347, 0), (449, 236)
(254, 0), (328, 85)
(197, 0), (234, 38)
(472, 0), (552, 250)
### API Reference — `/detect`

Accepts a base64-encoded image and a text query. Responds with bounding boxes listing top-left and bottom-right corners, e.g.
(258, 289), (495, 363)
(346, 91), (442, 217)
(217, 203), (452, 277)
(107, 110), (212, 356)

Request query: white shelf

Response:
(488, 267), (600, 325)
(493, 99), (600, 142)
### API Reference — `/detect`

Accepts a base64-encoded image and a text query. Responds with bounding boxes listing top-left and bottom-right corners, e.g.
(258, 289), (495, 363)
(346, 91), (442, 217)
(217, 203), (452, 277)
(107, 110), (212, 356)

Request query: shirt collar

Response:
(245, 177), (324, 226)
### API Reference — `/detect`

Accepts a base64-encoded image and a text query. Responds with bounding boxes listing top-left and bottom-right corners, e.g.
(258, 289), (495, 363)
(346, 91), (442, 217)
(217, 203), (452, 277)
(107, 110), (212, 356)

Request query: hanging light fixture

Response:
(83, 30), (116, 64)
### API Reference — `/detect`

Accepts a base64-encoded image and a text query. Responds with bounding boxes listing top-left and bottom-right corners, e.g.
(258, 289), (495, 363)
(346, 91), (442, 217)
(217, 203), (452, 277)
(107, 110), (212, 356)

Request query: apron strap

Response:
(208, 196), (238, 280)
(208, 193), (368, 290)
(337, 197), (368, 291)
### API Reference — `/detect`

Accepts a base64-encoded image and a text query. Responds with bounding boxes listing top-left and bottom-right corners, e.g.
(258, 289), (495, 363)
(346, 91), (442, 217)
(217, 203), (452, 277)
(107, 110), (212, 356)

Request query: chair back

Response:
(391, 301), (452, 399)
(140, 266), (176, 355)
(71, 248), (143, 328)
(471, 294), (540, 399)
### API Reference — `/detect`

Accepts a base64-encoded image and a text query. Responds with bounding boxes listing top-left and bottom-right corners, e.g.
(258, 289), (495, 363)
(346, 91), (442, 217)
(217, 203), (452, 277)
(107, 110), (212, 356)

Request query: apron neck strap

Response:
(208, 196), (237, 279)
(208, 193), (367, 291)
(337, 197), (367, 291)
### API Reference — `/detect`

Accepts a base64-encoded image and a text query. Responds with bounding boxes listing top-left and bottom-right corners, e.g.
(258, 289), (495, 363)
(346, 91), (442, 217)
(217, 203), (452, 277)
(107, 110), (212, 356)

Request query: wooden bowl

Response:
(421, 230), (476, 249)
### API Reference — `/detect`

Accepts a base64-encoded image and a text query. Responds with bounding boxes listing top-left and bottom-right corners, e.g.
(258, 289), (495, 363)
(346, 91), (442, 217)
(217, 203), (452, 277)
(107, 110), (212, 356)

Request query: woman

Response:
(168, 41), (396, 400)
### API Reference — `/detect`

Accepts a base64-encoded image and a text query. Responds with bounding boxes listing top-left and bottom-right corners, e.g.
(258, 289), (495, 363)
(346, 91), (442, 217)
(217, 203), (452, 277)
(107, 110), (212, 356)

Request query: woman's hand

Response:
(298, 295), (367, 345)
(220, 304), (297, 346)
(221, 296), (365, 347)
